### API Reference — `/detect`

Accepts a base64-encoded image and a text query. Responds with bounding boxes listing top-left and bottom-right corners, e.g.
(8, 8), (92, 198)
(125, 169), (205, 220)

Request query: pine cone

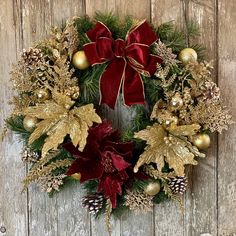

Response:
(168, 176), (188, 195)
(21, 146), (39, 163)
(21, 47), (43, 68)
(82, 193), (104, 215)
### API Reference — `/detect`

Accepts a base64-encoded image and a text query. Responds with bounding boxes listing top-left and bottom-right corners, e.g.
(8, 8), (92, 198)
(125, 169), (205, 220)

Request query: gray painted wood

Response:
(151, 1), (185, 235)
(0, 0), (236, 235)
(187, 1), (218, 235)
(0, 1), (28, 236)
(21, 1), (89, 236)
(218, 0), (236, 235)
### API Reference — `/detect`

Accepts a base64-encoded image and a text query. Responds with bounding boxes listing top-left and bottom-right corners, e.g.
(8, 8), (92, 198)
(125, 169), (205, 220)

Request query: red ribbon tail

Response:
(123, 65), (145, 107)
(100, 58), (126, 109)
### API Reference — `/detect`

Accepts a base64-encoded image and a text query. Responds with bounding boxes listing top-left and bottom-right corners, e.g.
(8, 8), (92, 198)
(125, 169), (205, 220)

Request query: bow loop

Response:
(86, 22), (112, 41)
(126, 20), (158, 46)
(83, 21), (162, 108)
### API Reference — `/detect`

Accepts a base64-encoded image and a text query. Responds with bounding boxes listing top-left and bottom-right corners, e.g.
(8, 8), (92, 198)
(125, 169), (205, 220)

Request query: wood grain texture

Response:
(86, 0), (151, 20)
(85, 2), (153, 235)
(218, 0), (236, 235)
(186, 1), (218, 235)
(0, 0), (236, 235)
(151, 1), (185, 235)
(0, 1), (28, 236)
(21, 1), (89, 236)
(151, 0), (185, 27)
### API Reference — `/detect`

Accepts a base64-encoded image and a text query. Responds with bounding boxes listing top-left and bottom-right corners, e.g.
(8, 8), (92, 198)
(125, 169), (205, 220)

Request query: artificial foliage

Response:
(5, 12), (233, 233)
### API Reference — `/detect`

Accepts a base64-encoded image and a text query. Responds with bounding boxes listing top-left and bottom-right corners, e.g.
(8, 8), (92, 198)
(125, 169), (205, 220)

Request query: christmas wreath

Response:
(6, 13), (233, 231)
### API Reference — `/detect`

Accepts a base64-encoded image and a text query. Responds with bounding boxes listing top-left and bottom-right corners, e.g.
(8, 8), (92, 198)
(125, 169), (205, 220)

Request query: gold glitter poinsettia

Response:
(134, 123), (205, 176)
(23, 91), (102, 158)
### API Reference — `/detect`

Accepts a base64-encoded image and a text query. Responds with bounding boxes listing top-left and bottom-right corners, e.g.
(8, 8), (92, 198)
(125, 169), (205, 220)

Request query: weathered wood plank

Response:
(186, 1), (218, 235)
(151, 0), (186, 27)
(85, 1), (153, 235)
(151, 1), (185, 235)
(218, 0), (236, 235)
(1, 0), (236, 235)
(21, 1), (89, 236)
(0, 1), (28, 236)
(86, 0), (151, 20)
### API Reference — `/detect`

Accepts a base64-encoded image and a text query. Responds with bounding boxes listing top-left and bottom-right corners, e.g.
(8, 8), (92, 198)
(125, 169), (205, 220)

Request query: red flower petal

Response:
(111, 152), (131, 171)
(97, 175), (122, 208)
(67, 156), (104, 182)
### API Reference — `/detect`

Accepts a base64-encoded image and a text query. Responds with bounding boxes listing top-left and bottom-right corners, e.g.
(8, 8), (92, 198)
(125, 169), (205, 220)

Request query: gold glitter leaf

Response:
(168, 123), (200, 136)
(41, 119), (69, 158)
(24, 93), (102, 158)
(134, 124), (205, 176)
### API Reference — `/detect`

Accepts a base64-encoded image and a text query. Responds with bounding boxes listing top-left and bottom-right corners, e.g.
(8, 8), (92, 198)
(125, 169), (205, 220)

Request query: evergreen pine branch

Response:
(190, 44), (206, 60)
(153, 191), (169, 204)
(156, 22), (187, 53)
(6, 115), (30, 140)
(95, 12), (120, 38)
(82, 180), (99, 193)
(119, 15), (134, 38)
(74, 16), (94, 47)
(79, 63), (107, 104)
(143, 76), (163, 107)
(186, 20), (200, 38)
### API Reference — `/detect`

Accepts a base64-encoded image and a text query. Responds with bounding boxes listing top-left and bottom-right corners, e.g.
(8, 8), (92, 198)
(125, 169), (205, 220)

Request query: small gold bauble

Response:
(72, 51), (90, 70)
(192, 133), (211, 150)
(71, 173), (81, 180)
(144, 182), (161, 196)
(179, 48), (198, 65)
(23, 116), (39, 132)
(36, 88), (51, 101)
(170, 94), (184, 110)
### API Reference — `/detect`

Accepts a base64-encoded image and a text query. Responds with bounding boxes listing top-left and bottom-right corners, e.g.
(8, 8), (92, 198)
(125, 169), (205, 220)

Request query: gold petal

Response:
(169, 124), (201, 136)
(68, 115), (81, 147)
(77, 120), (88, 152)
(41, 119), (68, 158)
(134, 124), (166, 146)
(28, 118), (58, 144)
(133, 145), (165, 173)
(73, 104), (102, 125)
(24, 101), (66, 119)
(134, 123), (204, 176)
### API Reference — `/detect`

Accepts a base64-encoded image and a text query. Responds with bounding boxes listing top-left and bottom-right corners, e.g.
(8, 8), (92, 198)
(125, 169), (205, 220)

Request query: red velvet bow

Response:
(83, 21), (163, 109)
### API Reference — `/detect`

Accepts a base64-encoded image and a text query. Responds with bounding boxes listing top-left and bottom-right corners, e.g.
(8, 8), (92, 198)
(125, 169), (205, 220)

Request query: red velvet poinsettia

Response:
(63, 121), (133, 208)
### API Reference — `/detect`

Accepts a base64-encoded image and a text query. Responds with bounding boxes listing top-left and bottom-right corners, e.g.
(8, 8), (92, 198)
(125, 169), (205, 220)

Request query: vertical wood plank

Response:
(21, 1), (89, 235)
(0, 0), (28, 236)
(85, 1), (153, 236)
(151, 1), (185, 235)
(218, 0), (236, 235)
(186, 1), (218, 235)
(86, 0), (151, 20)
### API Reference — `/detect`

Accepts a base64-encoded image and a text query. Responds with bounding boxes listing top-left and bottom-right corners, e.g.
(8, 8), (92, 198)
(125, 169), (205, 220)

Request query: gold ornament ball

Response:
(179, 48), (198, 65)
(144, 182), (161, 196)
(23, 116), (39, 132)
(72, 51), (90, 70)
(192, 133), (211, 150)
(36, 88), (51, 101)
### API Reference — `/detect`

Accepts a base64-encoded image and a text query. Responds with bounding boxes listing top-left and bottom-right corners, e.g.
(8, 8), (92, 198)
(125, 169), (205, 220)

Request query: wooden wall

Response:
(0, 0), (235, 235)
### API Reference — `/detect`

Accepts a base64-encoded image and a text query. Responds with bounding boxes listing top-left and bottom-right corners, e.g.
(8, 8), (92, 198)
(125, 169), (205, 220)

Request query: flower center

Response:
(101, 151), (115, 173)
